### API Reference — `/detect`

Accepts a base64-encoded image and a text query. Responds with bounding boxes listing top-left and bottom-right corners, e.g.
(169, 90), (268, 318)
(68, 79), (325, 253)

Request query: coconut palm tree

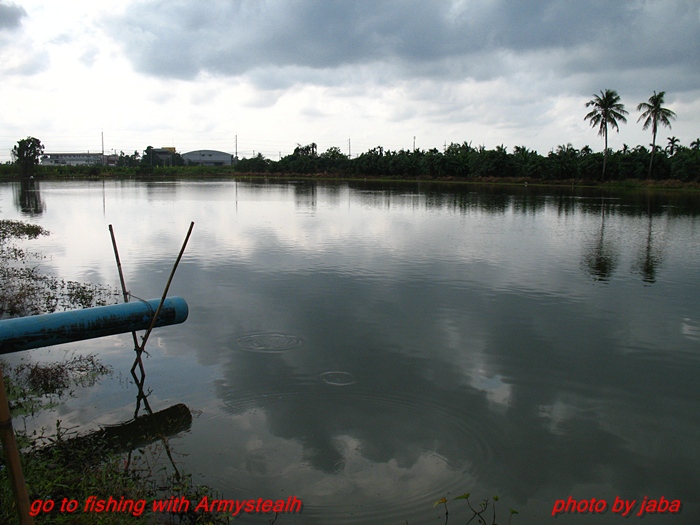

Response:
(584, 89), (628, 179)
(637, 91), (676, 178)
(666, 136), (680, 156)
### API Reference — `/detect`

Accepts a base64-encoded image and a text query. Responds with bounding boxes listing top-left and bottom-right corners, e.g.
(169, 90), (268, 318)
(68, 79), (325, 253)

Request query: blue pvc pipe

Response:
(0, 297), (188, 354)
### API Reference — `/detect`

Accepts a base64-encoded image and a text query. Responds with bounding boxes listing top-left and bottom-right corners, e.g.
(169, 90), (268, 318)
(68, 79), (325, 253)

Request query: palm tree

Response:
(584, 89), (628, 179)
(637, 91), (676, 178)
(691, 138), (700, 151)
(666, 136), (680, 156)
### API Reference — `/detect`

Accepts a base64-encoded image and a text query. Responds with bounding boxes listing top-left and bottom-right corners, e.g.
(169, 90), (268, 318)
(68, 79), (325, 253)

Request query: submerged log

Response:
(33, 403), (193, 462)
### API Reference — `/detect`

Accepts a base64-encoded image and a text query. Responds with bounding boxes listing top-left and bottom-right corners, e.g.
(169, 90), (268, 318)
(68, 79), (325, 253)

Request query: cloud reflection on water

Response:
(3, 180), (700, 523)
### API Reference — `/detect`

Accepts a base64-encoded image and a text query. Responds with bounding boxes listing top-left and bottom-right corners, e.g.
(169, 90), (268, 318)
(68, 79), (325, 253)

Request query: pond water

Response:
(2, 178), (700, 524)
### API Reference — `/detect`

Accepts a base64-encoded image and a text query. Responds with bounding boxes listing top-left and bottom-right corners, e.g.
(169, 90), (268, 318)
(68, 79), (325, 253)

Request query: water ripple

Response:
(319, 371), (357, 386)
(236, 333), (303, 352)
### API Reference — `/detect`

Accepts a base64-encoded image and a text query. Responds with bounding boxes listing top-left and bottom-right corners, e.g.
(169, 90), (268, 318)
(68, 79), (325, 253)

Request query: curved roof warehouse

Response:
(182, 150), (233, 166)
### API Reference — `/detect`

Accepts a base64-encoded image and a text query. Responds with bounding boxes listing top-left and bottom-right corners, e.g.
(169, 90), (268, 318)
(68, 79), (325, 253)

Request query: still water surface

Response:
(2, 179), (700, 524)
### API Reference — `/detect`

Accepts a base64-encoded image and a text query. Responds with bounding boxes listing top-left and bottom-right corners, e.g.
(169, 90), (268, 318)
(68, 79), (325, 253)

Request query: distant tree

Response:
(319, 146), (349, 172)
(637, 91), (676, 178)
(511, 145), (544, 179)
(691, 138), (700, 151)
(320, 146), (346, 160)
(584, 89), (628, 180)
(443, 142), (474, 178)
(669, 146), (700, 182)
(141, 146), (162, 167)
(11, 136), (44, 178)
(293, 143), (318, 157)
(548, 143), (580, 180)
(116, 150), (140, 167)
(277, 143), (321, 173)
(236, 152), (269, 173)
(665, 136), (680, 156)
(172, 152), (186, 166)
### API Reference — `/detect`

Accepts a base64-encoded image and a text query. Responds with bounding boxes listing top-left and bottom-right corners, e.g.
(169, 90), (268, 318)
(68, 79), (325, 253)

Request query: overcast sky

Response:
(1, 0), (699, 162)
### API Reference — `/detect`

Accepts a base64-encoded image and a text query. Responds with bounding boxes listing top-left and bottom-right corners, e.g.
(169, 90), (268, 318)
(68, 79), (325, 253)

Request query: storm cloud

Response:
(2, 0), (699, 162)
(108, 0), (700, 94)
(0, 1), (25, 31)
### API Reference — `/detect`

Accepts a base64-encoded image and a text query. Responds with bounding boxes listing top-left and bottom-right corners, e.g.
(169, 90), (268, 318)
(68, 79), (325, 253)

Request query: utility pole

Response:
(235, 135), (237, 160)
(413, 136), (416, 151)
(101, 131), (105, 165)
(348, 138), (351, 158)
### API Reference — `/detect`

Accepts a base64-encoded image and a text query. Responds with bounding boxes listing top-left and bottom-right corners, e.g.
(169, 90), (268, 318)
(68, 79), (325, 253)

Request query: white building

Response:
(182, 150), (233, 166)
(41, 152), (104, 166)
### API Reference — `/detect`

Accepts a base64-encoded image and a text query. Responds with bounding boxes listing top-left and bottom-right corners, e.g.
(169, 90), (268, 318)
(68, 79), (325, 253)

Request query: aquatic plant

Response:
(2, 354), (111, 418)
(431, 492), (518, 525)
(0, 219), (119, 317)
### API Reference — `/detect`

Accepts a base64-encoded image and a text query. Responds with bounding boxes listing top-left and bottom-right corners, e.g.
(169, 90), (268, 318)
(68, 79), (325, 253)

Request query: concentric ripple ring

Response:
(319, 371), (357, 386)
(236, 333), (303, 352)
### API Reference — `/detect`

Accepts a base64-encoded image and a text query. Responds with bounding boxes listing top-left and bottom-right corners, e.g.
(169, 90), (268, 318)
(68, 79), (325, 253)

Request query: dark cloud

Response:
(0, 2), (49, 76)
(107, 0), (699, 90)
(0, 1), (25, 31)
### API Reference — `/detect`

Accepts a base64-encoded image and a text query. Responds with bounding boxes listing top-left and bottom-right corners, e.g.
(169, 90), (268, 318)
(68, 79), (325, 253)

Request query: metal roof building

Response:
(182, 150), (233, 166)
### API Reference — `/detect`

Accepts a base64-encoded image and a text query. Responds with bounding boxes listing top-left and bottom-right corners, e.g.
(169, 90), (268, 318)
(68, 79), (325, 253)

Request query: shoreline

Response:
(2, 170), (700, 192)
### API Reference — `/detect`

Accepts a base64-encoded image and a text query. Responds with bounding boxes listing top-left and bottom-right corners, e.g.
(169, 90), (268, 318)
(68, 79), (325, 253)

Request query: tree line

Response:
(237, 89), (696, 182)
(7, 90), (699, 182)
(237, 138), (699, 183)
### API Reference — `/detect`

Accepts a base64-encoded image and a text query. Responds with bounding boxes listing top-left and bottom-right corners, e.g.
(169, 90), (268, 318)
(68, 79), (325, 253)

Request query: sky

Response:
(1, 0), (699, 163)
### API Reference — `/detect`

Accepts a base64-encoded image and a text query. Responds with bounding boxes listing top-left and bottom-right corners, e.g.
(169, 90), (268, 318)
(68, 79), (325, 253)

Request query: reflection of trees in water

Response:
(582, 199), (619, 281)
(13, 179), (45, 216)
(633, 215), (663, 284)
(511, 192), (547, 215)
(342, 181), (700, 220)
(631, 196), (666, 284)
(580, 193), (671, 284)
(293, 181), (317, 210)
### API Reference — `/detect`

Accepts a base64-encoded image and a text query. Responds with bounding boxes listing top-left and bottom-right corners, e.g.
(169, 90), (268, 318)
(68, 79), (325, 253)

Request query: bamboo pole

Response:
(0, 364), (34, 525)
(108, 224), (139, 349)
(139, 221), (194, 351)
